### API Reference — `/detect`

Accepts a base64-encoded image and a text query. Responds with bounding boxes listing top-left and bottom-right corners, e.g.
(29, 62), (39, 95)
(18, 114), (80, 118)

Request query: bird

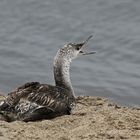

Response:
(0, 35), (95, 122)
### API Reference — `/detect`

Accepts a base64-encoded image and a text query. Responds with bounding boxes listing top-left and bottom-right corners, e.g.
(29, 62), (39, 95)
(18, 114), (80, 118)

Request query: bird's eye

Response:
(76, 46), (81, 51)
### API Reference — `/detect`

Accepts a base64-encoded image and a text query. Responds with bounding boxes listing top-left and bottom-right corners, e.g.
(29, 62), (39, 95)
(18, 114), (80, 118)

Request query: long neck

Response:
(53, 55), (75, 97)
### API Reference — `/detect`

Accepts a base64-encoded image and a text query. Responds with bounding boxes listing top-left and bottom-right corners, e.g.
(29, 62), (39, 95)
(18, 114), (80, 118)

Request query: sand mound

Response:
(0, 96), (140, 140)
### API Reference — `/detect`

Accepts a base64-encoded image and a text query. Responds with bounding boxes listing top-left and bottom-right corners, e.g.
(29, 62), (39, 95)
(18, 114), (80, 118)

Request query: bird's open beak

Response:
(78, 35), (96, 55)
(79, 50), (96, 55)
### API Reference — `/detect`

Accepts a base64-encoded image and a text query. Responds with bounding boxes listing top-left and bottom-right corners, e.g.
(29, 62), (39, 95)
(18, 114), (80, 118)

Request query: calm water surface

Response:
(0, 0), (140, 106)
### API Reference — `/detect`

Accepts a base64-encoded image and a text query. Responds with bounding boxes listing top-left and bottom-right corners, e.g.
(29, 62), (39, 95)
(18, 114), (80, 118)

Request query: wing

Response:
(0, 82), (75, 121)
(0, 82), (40, 110)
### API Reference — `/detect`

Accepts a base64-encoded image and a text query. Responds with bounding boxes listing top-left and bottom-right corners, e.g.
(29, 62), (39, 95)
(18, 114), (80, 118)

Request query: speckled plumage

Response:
(0, 83), (75, 122)
(0, 35), (94, 122)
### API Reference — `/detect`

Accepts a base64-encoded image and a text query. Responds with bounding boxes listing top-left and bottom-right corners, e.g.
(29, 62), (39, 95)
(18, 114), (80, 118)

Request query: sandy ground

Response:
(0, 95), (140, 140)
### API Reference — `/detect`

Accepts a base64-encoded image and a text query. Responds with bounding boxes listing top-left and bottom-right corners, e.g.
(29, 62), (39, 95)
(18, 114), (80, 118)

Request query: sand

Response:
(0, 95), (140, 140)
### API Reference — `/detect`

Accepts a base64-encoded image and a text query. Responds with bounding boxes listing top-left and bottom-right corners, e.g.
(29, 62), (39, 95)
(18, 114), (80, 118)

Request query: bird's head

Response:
(57, 35), (96, 61)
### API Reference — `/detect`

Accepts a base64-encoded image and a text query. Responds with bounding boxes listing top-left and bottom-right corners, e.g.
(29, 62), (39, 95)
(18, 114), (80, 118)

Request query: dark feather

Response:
(0, 82), (75, 121)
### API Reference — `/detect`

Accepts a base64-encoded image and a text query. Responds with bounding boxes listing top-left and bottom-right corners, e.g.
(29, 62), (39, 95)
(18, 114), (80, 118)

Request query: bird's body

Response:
(0, 35), (95, 122)
(0, 82), (75, 122)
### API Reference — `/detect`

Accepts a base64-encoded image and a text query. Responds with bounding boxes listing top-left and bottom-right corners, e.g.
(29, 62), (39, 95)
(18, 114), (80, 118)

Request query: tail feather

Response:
(0, 101), (9, 110)
(0, 111), (17, 122)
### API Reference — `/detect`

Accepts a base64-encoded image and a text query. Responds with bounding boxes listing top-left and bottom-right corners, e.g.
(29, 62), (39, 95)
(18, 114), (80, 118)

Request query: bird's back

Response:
(0, 82), (76, 122)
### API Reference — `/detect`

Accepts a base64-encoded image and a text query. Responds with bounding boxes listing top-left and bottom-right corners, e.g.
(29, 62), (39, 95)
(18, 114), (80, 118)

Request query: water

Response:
(0, 0), (140, 106)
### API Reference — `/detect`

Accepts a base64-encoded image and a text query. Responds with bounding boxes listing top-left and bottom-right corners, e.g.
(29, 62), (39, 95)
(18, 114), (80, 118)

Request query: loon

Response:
(0, 35), (95, 122)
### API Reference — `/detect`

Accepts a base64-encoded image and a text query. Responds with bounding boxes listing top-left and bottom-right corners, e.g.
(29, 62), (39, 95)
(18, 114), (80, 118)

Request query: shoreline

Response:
(0, 95), (140, 140)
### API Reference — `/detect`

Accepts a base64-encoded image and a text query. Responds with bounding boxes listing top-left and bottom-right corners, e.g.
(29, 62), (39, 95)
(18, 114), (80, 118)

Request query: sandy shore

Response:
(0, 95), (140, 140)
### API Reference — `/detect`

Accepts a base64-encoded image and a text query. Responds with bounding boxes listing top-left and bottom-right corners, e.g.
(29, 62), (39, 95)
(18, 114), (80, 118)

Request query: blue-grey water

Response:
(0, 0), (140, 106)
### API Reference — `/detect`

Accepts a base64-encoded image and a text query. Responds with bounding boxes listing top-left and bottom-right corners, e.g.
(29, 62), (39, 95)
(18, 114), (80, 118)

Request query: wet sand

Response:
(0, 95), (140, 140)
